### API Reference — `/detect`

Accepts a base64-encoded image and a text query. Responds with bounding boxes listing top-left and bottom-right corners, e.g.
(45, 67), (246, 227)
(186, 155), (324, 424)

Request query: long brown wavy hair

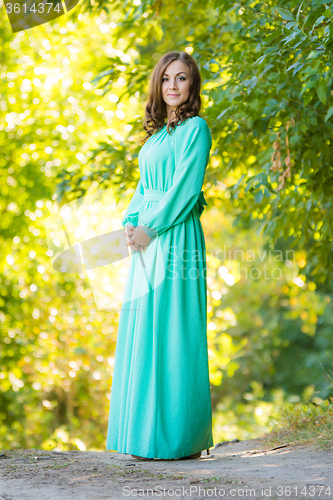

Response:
(141, 51), (202, 145)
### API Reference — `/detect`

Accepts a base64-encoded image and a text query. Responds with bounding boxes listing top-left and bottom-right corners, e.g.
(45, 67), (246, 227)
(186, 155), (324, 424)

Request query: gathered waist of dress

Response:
(143, 187), (208, 218)
(143, 188), (167, 202)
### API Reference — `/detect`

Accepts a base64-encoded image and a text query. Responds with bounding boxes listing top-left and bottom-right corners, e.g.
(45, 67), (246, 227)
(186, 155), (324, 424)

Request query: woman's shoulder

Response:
(178, 115), (209, 129)
(173, 116), (212, 144)
(172, 115), (210, 136)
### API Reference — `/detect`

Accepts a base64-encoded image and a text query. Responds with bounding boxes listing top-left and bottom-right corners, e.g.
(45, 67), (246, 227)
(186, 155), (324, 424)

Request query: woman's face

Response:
(161, 59), (190, 116)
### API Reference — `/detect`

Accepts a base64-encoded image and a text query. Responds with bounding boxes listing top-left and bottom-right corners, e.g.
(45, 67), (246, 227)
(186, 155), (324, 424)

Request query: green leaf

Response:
(316, 84), (327, 104)
(322, 220), (330, 233)
(296, 0), (305, 22)
(324, 106), (333, 122)
(282, 34), (295, 44)
(263, 187), (271, 199)
(287, 61), (301, 72)
(311, 15), (327, 32)
(276, 7), (295, 21)
(292, 63), (306, 76)
(263, 32), (282, 45)
(252, 54), (268, 66)
(284, 21), (298, 29)
(255, 190), (264, 204)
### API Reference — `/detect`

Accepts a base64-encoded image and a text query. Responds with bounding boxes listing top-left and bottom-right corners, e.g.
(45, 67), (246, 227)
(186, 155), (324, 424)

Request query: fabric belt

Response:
(143, 188), (207, 218)
(143, 188), (167, 202)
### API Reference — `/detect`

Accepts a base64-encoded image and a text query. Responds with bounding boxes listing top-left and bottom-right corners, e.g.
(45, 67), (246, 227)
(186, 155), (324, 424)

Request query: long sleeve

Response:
(122, 179), (158, 239)
(141, 117), (212, 236)
(121, 178), (144, 228)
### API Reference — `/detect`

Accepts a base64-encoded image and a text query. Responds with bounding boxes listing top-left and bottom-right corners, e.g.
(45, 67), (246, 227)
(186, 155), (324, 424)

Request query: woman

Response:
(106, 51), (214, 460)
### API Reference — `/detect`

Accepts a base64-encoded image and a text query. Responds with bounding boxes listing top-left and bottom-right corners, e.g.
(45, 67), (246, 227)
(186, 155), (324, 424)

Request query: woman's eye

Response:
(162, 77), (186, 82)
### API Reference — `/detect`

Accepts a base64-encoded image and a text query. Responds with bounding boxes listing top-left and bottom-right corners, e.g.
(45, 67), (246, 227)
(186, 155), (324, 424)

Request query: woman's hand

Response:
(124, 225), (152, 252)
(126, 226), (152, 252)
(124, 225), (136, 251)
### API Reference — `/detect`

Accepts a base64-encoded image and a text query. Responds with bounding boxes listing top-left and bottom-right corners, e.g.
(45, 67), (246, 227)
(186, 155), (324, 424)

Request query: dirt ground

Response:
(0, 438), (332, 499)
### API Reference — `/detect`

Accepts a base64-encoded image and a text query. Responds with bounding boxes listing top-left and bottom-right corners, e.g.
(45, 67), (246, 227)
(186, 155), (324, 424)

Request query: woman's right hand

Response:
(124, 225), (142, 252)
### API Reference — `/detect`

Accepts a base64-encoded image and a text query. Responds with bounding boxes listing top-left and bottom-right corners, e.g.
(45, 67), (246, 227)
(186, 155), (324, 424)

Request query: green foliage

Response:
(205, 0), (333, 285)
(266, 399), (333, 449)
(204, 202), (333, 442)
(64, 0), (333, 285)
(0, 15), (125, 450)
(1, 0), (333, 451)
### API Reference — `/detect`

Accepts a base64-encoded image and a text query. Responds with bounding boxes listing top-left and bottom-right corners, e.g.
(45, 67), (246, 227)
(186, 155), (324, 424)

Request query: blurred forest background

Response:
(1, 0), (333, 451)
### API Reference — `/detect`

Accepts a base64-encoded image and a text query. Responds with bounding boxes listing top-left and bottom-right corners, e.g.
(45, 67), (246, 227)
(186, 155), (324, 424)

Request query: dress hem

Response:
(105, 437), (214, 460)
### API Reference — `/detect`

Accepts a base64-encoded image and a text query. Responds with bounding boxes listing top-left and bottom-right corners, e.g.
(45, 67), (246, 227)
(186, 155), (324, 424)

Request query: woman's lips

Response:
(168, 94), (180, 97)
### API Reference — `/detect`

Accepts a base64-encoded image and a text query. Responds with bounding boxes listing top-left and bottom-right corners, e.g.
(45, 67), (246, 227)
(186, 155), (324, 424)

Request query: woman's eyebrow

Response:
(163, 72), (187, 76)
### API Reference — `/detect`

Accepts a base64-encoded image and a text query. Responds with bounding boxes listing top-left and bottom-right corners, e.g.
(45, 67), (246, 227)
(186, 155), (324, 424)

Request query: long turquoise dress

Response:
(106, 115), (214, 459)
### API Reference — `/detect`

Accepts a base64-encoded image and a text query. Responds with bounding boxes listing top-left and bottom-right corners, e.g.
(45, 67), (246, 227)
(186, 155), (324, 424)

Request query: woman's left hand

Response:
(129, 226), (152, 252)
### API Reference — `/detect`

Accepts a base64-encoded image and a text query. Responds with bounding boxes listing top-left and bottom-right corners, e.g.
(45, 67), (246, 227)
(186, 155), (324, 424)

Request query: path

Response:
(1, 438), (332, 499)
